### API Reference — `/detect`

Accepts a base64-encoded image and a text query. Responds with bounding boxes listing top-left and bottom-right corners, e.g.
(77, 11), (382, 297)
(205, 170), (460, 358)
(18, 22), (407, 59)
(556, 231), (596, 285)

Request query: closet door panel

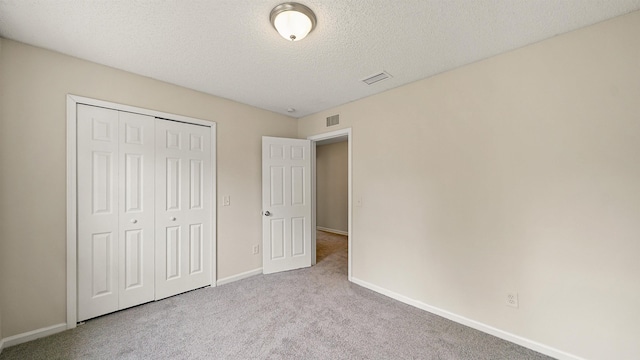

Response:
(155, 119), (211, 300)
(118, 111), (155, 309)
(77, 105), (120, 321)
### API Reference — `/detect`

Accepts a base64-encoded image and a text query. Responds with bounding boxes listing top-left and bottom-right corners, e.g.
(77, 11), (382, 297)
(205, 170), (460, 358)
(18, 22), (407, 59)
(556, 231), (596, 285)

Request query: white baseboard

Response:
(1, 323), (67, 350)
(317, 226), (348, 236)
(350, 277), (585, 360)
(216, 267), (263, 286)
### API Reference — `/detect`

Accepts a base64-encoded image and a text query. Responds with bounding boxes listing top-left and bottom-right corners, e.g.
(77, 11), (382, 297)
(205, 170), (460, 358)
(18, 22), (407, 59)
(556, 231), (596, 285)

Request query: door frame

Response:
(307, 128), (352, 280)
(66, 94), (217, 329)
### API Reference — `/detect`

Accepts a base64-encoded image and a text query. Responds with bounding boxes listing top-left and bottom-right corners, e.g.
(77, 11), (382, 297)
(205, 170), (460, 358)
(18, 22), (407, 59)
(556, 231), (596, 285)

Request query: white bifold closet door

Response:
(77, 104), (212, 321)
(154, 119), (212, 300)
(77, 105), (155, 321)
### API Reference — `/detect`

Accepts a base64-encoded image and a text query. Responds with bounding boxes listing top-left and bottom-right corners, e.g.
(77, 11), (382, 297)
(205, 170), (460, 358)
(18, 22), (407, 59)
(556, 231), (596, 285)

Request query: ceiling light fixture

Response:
(270, 2), (317, 41)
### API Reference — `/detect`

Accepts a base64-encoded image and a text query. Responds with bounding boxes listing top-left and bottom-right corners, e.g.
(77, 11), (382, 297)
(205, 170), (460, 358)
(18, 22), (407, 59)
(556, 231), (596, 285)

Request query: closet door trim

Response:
(66, 94), (217, 329)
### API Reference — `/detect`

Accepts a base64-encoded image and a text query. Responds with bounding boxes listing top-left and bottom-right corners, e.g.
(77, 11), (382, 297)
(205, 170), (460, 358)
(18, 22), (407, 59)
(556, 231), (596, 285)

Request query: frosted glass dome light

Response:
(270, 3), (317, 42)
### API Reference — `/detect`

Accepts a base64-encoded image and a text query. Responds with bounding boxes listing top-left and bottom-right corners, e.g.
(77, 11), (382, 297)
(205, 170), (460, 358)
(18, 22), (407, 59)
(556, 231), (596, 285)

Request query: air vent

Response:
(361, 71), (392, 85)
(326, 114), (339, 127)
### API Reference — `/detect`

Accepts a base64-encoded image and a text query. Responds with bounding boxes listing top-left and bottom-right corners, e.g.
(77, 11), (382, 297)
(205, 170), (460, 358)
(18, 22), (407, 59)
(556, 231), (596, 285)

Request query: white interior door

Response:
(117, 111), (155, 309)
(77, 105), (120, 321)
(155, 119), (212, 300)
(262, 137), (312, 274)
(77, 105), (156, 321)
(75, 98), (216, 322)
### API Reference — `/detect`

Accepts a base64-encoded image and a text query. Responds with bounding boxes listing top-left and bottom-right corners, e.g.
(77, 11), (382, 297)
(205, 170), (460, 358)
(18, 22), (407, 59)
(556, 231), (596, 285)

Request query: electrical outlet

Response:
(506, 292), (519, 308)
(223, 195), (230, 206)
(252, 244), (260, 255)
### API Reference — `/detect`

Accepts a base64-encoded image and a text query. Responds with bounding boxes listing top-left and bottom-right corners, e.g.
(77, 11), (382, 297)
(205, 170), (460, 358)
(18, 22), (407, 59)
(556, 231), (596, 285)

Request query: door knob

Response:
(170, 217), (177, 221)
(130, 219), (138, 224)
(264, 211), (271, 216)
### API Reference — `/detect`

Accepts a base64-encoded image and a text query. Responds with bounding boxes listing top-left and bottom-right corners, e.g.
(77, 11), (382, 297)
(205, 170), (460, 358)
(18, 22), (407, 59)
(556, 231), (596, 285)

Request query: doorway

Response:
(308, 128), (352, 280)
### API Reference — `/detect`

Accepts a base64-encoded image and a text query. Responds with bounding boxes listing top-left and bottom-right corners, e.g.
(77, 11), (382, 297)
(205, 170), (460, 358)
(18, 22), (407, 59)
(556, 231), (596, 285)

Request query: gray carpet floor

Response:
(0, 231), (554, 359)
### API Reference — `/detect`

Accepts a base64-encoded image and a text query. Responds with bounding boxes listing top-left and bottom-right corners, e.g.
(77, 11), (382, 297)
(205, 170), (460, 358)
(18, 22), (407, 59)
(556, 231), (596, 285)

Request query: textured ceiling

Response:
(1, 1), (639, 118)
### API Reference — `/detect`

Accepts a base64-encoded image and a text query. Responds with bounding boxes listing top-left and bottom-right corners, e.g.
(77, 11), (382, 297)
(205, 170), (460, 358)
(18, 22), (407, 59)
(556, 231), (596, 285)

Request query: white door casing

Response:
(262, 137), (312, 274)
(155, 119), (212, 300)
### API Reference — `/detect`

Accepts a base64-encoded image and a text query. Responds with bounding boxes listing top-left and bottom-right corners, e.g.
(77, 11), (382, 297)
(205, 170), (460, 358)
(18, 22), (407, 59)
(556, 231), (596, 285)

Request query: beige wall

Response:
(299, 11), (640, 360)
(0, 39), (297, 338)
(316, 142), (348, 233)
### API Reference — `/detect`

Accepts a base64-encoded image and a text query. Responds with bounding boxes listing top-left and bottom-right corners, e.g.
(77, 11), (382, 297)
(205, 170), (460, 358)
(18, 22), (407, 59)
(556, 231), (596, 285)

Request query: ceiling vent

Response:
(326, 114), (339, 127)
(361, 71), (392, 85)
